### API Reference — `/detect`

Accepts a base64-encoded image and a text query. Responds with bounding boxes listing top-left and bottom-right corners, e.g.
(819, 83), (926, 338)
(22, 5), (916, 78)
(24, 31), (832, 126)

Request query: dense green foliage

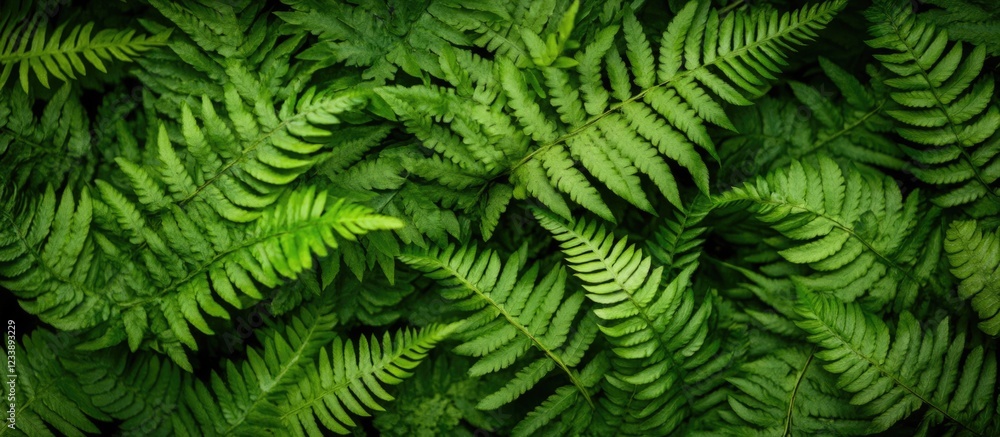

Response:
(1, 0), (998, 435)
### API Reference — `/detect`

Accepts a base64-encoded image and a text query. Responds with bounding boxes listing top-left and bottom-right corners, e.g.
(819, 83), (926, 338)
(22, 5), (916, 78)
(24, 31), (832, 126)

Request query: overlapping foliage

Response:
(1, 0), (998, 435)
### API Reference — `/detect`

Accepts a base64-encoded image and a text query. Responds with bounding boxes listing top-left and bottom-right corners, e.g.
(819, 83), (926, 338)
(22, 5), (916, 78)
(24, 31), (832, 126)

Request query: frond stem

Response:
(783, 350), (814, 436)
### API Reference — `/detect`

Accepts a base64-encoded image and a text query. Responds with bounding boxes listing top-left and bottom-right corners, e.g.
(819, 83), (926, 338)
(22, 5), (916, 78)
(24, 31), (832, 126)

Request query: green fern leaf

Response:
(171, 302), (340, 436)
(1, 182), (401, 370)
(0, 185), (102, 331)
(945, 219), (1000, 336)
(0, 15), (170, 93)
(277, 0), (509, 84)
(67, 348), (186, 436)
(512, 352), (611, 437)
(399, 243), (598, 411)
(921, 0), (1000, 57)
(110, 87), (368, 225)
(796, 292), (998, 434)
(378, 0), (846, 219)
(278, 324), (457, 435)
(714, 155), (929, 310)
(722, 56), (904, 173)
(648, 194), (712, 276)
(866, 0), (1000, 213)
(719, 346), (871, 436)
(0, 84), (92, 191)
(536, 209), (721, 436)
(0, 330), (104, 437)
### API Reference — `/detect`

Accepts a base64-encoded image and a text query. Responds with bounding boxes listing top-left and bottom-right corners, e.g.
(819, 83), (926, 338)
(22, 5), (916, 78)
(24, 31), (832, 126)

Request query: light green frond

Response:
(145, 188), (400, 359)
(2, 181), (401, 370)
(0, 12), (170, 93)
(278, 324), (456, 435)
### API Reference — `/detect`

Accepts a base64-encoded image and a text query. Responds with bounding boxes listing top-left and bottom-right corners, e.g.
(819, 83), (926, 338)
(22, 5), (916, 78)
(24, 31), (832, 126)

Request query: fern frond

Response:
(137, 0), (307, 108)
(328, 272), (415, 326)
(719, 346), (871, 436)
(0, 330), (104, 437)
(138, 187), (400, 367)
(169, 302), (340, 436)
(378, 0), (846, 221)
(277, 324), (456, 435)
(372, 354), (510, 436)
(512, 352), (611, 437)
(945, 219), (1000, 336)
(0, 185), (99, 329)
(648, 194), (712, 276)
(399, 243), (598, 411)
(65, 348), (186, 436)
(866, 0), (1000, 213)
(714, 155), (929, 311)
(0, 12), (169, 93)
(921, 0), (1000, 57)
(0, 84), (92, 191)
(113, 87), (367, 224)
(145, 0), (264, 59)
(0, 181), (401, 370)
(720, 57), (904, 175)
(796, 293), (998, 434)
(535, 209), (722, 435)
(2, 328), (195, 437)
(277, 0), (510, 84)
